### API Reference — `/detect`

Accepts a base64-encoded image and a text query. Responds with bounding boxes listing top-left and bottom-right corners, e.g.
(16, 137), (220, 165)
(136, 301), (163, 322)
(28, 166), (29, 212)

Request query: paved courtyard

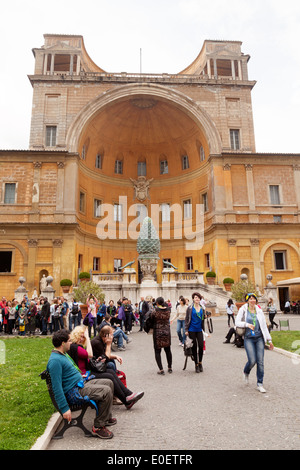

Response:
(46, 314), (300, 451)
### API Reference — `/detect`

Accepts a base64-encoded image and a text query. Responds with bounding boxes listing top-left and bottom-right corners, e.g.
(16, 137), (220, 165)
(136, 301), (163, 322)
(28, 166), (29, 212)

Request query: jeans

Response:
(69, 314), (79, 330)
(244, 335), (265, 385)
(176, 319), (185, 344)
(113, 327), (128, 347)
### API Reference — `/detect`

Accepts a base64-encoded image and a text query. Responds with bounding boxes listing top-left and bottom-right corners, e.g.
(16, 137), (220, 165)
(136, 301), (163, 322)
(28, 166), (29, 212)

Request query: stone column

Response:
(52, 239), (63, 294)
(250, 238), (262, 289)
(27, 239), (38, 294)
(223, 164), (236, 223)
(55, 162), (65, 222)
(293, 165), (300, 222)
(245, 164), (258, 223)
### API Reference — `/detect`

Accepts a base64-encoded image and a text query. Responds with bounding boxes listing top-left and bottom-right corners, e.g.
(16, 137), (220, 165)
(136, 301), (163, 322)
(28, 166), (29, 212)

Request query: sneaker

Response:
(243, 373), (249, 385)
(92, 425), (114, 439)
(118, 346), (126, 351)
(126, 391), (144, 409)
(126, 338), (132, 344)
(257, 384), (266, 393)
(105, 417), (117, 426)
(157, 370), (165, 375)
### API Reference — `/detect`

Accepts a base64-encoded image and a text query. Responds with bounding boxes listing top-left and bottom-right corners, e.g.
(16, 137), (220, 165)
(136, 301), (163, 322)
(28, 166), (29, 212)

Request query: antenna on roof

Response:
(140, 48), (142, 74)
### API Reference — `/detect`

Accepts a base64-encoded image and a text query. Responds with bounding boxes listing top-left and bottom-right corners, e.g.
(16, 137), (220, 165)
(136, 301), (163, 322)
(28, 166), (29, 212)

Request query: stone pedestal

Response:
(14, 277), (29, 303)
(139, 279), (160, 301)
(41, 276), (56, 303)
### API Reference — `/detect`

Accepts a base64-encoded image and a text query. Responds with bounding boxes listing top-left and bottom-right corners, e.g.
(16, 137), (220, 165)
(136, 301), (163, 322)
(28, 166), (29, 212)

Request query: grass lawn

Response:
(270, 330), (300, 354)
(0, 336), (56, 450)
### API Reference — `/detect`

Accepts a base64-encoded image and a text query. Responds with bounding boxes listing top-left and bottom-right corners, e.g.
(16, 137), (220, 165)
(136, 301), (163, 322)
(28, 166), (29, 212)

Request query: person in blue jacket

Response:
(47, 329), (116, 439)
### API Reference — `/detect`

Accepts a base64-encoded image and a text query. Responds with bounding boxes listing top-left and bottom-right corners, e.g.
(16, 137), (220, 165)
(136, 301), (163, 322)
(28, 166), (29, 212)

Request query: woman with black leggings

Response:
(151, 297), (172, 375)
(185, 292), (205, 373)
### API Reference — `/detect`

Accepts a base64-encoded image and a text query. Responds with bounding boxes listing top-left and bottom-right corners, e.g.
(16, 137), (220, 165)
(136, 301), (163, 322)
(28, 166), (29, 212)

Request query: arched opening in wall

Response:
(39, 270), (49, 293)
(241, 267), (250, 280)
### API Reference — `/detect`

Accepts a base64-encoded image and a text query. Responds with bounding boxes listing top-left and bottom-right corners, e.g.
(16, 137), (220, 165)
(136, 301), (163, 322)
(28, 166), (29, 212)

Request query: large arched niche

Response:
(66, 83), (222, 162)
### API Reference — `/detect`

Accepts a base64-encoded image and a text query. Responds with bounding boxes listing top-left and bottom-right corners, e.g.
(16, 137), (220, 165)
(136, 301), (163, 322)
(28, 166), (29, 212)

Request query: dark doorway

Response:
(0, 251), (12, 272)
(278, 287), (289, 312)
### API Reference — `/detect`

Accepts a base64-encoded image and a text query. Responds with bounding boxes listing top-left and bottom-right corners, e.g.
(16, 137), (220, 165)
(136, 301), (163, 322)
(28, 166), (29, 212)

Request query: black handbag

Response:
(205, 312), (213, 333)
(89, 357), (107, 373)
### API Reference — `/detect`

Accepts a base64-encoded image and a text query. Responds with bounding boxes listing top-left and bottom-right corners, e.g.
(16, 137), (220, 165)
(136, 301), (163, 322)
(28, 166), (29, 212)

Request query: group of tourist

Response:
(1, 288), (286, 439)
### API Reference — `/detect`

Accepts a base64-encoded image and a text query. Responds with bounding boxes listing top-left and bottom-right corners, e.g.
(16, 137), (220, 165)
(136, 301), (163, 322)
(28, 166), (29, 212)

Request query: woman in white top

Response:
(171, 297), (188, 346)
(226, 299), (235, 327)
(236, 293), (274, 393)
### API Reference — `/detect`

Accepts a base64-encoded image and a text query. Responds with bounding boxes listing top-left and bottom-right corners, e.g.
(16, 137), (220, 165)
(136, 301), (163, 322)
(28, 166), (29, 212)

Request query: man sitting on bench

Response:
(47, 329), (116, 439)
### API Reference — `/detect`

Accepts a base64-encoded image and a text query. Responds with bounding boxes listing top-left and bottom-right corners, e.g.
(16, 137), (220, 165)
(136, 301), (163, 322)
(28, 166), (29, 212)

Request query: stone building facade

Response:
(0, 34), (299, 306)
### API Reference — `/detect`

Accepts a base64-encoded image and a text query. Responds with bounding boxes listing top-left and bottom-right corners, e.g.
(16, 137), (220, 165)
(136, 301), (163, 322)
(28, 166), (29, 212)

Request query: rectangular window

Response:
(273, 215), (282, 223)
(182, 155), (189, 170)
(274, 251), (287, 270)
(94, 199), (102, 218)
(202, 193), (208, 212)
(269, 185), (280, 205)
(0, 251), (12, 272)
(79, 192), (85, 213)
(114, 203), (122, 222)
(78, 254), (83, 269)
(93, 257), (100, 271)
(161, 203), (170, 222)
(4, 183), (16, 204)
(160, 160), (168, 175)
(115, 160), (123, 174)
(138, 161), (147, 176)
(45, 126), (57, 147)
(205, 253), (210, 269)
(230, 129), (240, 150)
(186, 256), (193, 271)
(183, 199), (192, 219)
(114, 258), (122, 272)
(95, 154), (102, 169)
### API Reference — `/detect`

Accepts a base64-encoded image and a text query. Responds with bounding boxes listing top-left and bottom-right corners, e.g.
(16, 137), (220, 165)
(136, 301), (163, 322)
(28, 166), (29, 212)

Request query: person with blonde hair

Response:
(69, 326), (144, 409)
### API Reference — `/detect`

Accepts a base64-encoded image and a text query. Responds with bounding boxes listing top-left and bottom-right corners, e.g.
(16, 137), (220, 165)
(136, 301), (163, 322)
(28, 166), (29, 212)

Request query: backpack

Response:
(144, 304), (155, 334)
(72, 304), (79, 315)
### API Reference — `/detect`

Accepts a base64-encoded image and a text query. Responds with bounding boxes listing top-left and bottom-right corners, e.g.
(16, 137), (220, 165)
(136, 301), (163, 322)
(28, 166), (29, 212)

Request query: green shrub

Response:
(78, 271), (90, 279)
(206, 271), (216, 278)
(59, 278), (72, 286)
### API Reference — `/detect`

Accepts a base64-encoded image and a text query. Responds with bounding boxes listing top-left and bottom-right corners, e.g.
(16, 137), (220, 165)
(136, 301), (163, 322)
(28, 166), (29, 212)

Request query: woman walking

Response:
(151, 297), (172, 375)
(171, 297), (188, 347)
(185, 292), (205, 373)
(236, 293), (274, 393)
(266, 298), (278, 329)
(226, 299), (235, 327)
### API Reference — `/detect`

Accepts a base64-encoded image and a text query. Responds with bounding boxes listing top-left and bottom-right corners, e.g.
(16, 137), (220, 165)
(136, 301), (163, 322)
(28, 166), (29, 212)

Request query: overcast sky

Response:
(1, 0), (299, 153)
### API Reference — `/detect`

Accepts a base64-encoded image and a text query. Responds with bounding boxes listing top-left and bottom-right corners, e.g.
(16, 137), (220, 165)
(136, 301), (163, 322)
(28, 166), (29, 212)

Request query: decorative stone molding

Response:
(228, 239), (237, 246)
(244, 164), (253, 171)
(28, 239), (39, 247)
(292, 164), (300, 171)
(250, 238), (260, 246)
(223, 163), (231, 171)
(33, 162), (42, 168)
(52, 239), (63, 247)
(130, 176), (153, 202)
(57, 162), (65, 169)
